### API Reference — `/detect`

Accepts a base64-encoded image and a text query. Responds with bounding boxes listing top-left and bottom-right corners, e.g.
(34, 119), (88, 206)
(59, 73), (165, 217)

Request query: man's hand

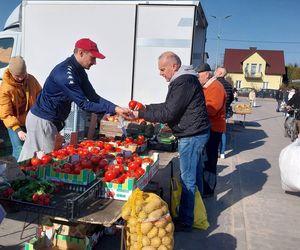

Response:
(131, 110), (139, 119)
(17, 130), (27, 141)
(115, 106), (135, 120)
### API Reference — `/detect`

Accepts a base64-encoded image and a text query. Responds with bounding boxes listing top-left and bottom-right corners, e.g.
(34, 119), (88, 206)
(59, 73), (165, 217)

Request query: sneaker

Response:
(220, 153), (225, 159)
(174, 221), (193, 232)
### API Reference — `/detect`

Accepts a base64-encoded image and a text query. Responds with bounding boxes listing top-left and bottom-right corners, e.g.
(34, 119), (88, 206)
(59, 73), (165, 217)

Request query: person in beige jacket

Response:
(0, 56), (41, 160)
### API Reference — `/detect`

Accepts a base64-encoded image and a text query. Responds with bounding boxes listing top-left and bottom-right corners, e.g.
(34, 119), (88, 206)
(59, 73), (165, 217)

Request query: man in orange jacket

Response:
(196, 63), (226, 197)
(0, 56), (41, 160)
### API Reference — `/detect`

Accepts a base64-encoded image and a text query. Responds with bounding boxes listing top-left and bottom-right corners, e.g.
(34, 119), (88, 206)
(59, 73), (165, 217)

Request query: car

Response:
(237, 87), (255, 97)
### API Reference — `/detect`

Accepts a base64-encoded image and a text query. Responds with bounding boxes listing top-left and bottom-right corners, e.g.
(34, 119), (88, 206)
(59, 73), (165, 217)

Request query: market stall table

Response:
(50, 150), (178, 249)
(75, 150), (178, 225)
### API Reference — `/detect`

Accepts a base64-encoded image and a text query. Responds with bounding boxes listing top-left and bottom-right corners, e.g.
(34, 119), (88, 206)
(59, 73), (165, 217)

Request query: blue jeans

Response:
(220, 133), (226, 154)
(7, 128), (24, 160)
(178, 131), (209, 226)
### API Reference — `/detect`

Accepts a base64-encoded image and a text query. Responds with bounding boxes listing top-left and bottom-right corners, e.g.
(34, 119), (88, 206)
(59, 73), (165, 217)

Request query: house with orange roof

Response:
(223, 47), (285, 91)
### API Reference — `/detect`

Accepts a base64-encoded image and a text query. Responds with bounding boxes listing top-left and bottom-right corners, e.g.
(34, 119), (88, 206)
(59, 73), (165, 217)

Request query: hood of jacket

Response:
(169, 65), (198, 83)
(2, 68), (27, 87)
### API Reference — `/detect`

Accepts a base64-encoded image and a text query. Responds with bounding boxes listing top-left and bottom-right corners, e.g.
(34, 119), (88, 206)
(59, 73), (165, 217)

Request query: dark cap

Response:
(195, 63), (211, 73)
(75, 38), (105, 59)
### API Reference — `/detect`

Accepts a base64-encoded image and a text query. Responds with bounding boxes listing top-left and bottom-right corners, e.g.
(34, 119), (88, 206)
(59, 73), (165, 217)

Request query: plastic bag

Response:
(279, 139), (300, 191)
(170, 177), (209, 230)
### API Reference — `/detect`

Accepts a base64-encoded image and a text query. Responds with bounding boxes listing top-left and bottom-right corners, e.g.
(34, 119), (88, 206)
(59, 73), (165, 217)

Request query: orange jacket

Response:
(203, 78), (226, 132)
(0, 69), (41, 131)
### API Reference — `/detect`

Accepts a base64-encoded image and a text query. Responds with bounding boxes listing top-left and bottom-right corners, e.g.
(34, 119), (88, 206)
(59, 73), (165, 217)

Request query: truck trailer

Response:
(0, 0), (207, 139)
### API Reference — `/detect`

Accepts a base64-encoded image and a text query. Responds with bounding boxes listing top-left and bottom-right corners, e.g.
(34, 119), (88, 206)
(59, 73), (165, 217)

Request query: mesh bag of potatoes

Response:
(121, 188), (174, 250)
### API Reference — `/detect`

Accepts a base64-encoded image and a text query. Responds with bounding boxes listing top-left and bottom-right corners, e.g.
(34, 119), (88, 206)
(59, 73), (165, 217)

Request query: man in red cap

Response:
(19, 38), (131, 161)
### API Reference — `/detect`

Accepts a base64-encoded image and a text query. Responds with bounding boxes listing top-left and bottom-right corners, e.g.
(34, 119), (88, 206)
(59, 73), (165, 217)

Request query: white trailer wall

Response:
(22, 1), (136, 106)
(21, 1), (205, 107)
(133, 4), (195, 104)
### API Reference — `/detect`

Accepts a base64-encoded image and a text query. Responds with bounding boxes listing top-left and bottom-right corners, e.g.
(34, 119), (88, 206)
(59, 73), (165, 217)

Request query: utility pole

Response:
(211, 15), (232, 69)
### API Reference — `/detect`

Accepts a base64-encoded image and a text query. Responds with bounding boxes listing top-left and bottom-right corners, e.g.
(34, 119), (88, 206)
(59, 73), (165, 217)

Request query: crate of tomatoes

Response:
(100, 153), (159, 200)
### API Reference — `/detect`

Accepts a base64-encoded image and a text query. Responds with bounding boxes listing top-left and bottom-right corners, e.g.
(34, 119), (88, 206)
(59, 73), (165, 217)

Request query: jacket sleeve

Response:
(139, 78), (196, 123)
(0, 87), (21, 130)
(54, 69), (116, 114)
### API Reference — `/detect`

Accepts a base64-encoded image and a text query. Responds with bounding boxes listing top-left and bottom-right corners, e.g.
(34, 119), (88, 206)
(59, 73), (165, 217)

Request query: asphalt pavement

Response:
(1, 97), (300, 250)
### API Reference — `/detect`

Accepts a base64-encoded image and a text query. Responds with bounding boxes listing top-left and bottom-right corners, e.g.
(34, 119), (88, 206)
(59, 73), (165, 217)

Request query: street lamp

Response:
(211, 15), (232, 69)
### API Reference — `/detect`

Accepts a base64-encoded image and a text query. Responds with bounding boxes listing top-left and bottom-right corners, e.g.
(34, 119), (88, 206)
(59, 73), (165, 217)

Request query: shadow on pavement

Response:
(0, 244), (26, 250)
(202, 158), (270, 246)
(225, 123), (267, 158)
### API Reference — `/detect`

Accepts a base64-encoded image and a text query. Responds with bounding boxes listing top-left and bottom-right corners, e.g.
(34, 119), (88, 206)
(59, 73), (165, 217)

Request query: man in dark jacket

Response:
(214, 67), (233, 159)
(19, 38), (131, 161)
(132, 51), (210, 232)
(287, 89), (300, 138)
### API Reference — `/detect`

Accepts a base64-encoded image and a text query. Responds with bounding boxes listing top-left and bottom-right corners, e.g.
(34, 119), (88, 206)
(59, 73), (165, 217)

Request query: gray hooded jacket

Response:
(139, 65), (210, 138)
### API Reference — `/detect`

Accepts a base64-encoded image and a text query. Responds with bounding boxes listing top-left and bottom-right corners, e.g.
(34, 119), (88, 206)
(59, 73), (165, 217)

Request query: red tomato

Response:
(56, 154), (67, 160)
(57, 148), (67, 155)
(133, 157), (143, 166)
(65, 145), (76, 155)
(128, 162), (139, 171)
(95, 141), (104, 149)
(32, 193), (39, 202)
(137, 135), (145, 141)
(135, 102), (144, 111)
(104, 143), (114, 152)
(81, 159), (92, 169)
(31, 157), (41, 166)
(90, 155), (101, 165)
(43, 197), (50, 206)
(99, 159), (109, 169)
(115, 156), (124, 164)
(90, 147), (100, 155)
(41, 155), (52, 164)
(73, 167), (81, 175)
(104, 170), (117, 182)
(51, 151), (59, 158)
(128, 100), (137, 110)
(135, 167), (145, 177)
(114, 164), (125, 173)
(125, 137), (134, 143)
(143, 157), (154, 165)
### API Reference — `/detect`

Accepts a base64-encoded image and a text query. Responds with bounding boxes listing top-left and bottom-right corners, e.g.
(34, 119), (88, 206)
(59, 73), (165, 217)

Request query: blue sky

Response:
(1, 0), (300, 67)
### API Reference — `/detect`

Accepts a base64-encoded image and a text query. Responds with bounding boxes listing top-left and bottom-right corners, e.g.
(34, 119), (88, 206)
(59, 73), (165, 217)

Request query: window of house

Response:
(263, 81), (268, 89)
(235, 80), (241, 89)
(251, 64), (257, 76)
(245, 63), (249, 73)
(258, 64), (262, 73)
(0, 37), (14, 69)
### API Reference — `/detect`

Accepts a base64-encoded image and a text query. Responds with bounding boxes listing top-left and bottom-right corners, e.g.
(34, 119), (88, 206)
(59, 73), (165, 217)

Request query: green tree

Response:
(286, 64), (300, 83)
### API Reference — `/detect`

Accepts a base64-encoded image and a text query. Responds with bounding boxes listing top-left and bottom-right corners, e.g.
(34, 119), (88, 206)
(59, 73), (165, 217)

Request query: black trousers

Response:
(203, 130), (222, 195)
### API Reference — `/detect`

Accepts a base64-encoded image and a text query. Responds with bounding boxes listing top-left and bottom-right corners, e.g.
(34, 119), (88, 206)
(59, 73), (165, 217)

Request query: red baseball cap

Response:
(75, 38), (105, 59)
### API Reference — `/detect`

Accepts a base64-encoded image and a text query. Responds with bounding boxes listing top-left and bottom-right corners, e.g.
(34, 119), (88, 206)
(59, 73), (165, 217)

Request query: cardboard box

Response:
(99, 120), (126, 137)
(18, 159), (48, 179)
(53, 223), (97, 239)
(46, 166), (96, 185)
(53, 234), (92, 250)
(25, 234), (92, 250)
(100, 153), (159, 200)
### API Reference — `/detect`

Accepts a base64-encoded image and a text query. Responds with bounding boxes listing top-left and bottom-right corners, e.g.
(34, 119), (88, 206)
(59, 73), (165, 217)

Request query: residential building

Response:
(223, 47), (285, 91)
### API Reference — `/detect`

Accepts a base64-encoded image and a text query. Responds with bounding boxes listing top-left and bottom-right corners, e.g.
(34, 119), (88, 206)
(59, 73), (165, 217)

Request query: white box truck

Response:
(0, 0), (207, 138)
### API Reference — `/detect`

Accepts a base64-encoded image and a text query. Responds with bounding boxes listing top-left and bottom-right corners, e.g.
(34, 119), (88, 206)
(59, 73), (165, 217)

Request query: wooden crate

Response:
(99, 120), (126, 137)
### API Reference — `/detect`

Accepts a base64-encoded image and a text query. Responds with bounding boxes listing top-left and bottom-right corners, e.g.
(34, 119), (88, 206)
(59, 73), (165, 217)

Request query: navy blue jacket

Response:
(31, 55), (116, 123)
